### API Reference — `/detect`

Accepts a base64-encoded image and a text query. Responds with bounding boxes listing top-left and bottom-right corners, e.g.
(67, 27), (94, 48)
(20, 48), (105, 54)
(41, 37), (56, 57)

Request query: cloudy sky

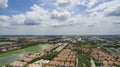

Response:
(0, 0), (120, 35)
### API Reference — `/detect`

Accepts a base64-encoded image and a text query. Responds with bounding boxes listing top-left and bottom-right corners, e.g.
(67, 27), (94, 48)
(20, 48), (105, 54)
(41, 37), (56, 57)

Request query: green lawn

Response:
(0, 44), (52, 58)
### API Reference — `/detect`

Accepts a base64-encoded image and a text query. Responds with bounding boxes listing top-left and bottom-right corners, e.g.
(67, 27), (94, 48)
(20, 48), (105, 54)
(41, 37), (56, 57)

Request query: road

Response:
(91, 58), (96, 67)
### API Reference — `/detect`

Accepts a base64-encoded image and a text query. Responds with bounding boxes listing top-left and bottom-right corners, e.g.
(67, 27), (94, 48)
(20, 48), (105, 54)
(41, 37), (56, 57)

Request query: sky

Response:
(0, 0), (120, 35)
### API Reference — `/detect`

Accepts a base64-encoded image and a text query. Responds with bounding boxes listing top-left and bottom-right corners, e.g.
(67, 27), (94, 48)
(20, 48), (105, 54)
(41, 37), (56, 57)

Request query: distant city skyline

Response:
(0, 0), (120, 35)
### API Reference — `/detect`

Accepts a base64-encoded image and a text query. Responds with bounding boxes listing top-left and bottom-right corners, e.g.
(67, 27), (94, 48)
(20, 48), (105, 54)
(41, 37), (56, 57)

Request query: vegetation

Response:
(0, 41), (50, 53)
(100, 48), (110, 54)
(41, 52), (59, 60)
(0, 44), (52, 66)
(0, 44), (52, 58)
(21, 42), (39, 48)
(77, 54), (91, 67)
(74, 41), (98, 48)
(74, 41), (97, 67)
(104, 45), (120, 48)
(0, 39), (16, 42)
(115, 65), (120, 67)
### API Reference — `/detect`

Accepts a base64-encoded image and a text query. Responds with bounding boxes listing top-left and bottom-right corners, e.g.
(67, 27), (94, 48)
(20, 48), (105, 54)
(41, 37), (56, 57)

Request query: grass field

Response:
(0, 44), (52, 58)
(0, 43), (53, 66)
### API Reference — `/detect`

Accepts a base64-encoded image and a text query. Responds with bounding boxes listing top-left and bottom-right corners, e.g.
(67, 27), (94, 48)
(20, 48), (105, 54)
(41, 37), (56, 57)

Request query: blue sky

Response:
(0, 0), (120, 35)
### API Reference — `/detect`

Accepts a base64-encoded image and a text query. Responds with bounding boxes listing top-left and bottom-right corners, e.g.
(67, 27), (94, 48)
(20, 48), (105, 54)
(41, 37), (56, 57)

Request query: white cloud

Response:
(24, 4), (49, 25)
(9, 4), (49, 26)
(86, 0), (120, 25)
(78, 0), (101, 8)
(0, 15), (10, 26)
(11, 14), (25, 25)
(88, 0), (100, 8)
(1, 1), (119, 27)
(0, 15), (9, 22)
(77, 0), (87, 5)
(0, 4), (49, 26)
(0, 0), (120, 35)
(56, 0), (71, 8)
(0, 0), (8, 8)
(56, 0), (80, 8)
(89, 0), (120, 13)
(89, 11), (99, 16)
(105, 6), (120, 16)
(109, 17), (120, 24)
(50, 10), (71, 21)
